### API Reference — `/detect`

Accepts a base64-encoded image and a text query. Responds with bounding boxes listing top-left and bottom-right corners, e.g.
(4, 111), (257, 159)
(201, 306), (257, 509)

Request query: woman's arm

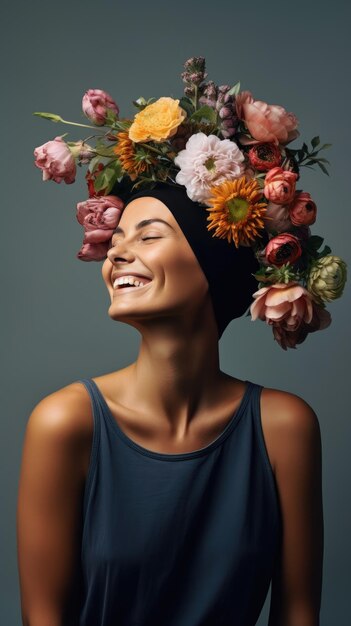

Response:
(267, 391), (324, 626)
(16, 386), (91, 626)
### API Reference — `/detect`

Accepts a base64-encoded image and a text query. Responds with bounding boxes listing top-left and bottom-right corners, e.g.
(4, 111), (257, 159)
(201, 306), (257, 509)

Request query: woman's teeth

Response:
(113, 276), (147, 289)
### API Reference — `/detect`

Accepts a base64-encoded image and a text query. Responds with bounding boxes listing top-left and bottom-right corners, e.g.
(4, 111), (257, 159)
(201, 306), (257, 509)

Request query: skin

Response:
(17, 197), (323, 625)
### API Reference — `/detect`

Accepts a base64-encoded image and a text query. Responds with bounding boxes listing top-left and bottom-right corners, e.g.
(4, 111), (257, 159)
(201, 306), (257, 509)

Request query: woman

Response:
(17, 184), (323, 626)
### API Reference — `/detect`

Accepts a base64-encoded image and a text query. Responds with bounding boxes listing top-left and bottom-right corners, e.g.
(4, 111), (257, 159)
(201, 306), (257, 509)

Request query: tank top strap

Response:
(247, 380), (266, 446)
(76, 378), (103, 510)
(247, 380), (280, 507)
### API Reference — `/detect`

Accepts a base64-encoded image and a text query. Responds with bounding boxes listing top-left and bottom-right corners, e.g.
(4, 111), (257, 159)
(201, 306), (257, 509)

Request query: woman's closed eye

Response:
(108, 234), (163, 249)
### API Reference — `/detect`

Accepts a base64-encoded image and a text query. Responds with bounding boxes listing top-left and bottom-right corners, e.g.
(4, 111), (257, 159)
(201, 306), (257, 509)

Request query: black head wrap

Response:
(119, 182), (268, 340)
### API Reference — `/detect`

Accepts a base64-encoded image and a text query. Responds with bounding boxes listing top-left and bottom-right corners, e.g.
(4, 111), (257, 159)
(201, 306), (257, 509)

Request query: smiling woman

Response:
(101, 189), (215, 338)
(108, 217), (176, 291)
(102, 183), (267, 339)
(17, 183), (324, 626)
(18, 56), (328, 626)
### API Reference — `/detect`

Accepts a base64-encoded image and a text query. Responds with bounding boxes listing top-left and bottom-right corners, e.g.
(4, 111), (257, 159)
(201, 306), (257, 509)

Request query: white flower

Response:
(174, 132), (246, 203)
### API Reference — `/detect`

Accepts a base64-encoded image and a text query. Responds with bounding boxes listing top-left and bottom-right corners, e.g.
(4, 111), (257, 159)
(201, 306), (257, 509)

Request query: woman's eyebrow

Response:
(112, 218), (174, 236)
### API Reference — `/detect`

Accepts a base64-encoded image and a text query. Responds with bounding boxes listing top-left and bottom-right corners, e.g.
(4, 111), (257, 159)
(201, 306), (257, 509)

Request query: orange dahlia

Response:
(206, 176), (268, 248)
(113, 131), (149, 181)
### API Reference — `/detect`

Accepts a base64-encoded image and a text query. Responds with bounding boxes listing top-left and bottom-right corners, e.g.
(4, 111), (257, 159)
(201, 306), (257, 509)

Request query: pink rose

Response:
(250, 281), (314, 330)
(82, 89), (119, 126)
(34, 136), (76, 184)
(289, 191), (317, 226)
(272, 301), (332, 350)
(263, 166), (298, 204)
(76, 195), (124, 261)
(263, 201), (293, 234)
(265, 233), (302, 268)
(235, 90), (300, 146)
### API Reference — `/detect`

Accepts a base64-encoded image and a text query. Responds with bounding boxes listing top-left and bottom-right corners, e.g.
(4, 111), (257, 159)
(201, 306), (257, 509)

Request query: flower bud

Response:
(307, 255), (348, 304)
(289, 192), (317, 227)
(82, 89), (119, 126)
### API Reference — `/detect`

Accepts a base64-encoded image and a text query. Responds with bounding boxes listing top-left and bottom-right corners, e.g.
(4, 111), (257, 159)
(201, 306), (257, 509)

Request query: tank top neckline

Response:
(86, 377), (255, 461)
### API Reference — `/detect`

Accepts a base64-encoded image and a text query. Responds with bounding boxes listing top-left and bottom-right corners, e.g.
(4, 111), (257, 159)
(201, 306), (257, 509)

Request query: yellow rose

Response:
(128, 97), (187, 143)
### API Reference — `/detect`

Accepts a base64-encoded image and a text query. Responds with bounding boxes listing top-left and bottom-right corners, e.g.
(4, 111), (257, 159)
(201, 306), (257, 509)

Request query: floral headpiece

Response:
(33, 56), (347, 350)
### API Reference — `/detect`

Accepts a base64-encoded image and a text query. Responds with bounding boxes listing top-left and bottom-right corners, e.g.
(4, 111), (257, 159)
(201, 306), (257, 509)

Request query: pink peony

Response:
(235, 90), (300, 146)
(263, 166), (298, 204)
(265, 233), (302, 268)
(174, 132), (246, 202)
(289, 191), (317, 226)
(76, 195), (124, 261)
(263, 201), (292, 234)
(34, 136), (76, 184)
(272, 301), (332, 350)
(250, 281), (314, 330)
(82, 89), (119, 126)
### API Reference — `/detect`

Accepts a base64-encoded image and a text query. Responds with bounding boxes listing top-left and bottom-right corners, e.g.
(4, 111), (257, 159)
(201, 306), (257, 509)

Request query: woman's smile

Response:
(112, 280), (153, 295)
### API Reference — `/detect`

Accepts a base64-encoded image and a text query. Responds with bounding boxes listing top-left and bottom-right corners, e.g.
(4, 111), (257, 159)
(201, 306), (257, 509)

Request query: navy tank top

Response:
(76, 377), (282, 626)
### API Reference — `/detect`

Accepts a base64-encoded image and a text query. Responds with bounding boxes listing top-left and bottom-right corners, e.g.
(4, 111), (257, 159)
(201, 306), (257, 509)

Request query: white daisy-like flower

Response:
(174, 132), (246, 203)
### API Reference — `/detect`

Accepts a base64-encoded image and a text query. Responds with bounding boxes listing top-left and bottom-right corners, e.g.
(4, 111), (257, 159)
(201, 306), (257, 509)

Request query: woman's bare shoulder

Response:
(27, 381), (94, 438)
(26, 371), (126, 448)
(260, 384), (319, 429)
(259, 384), (321, 474)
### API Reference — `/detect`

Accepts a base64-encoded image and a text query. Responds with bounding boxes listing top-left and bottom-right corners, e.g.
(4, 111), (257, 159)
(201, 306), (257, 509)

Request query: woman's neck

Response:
(119, 316), (229, 430)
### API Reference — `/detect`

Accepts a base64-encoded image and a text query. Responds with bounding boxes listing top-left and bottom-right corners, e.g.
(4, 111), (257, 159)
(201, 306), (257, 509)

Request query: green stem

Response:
(60, 118), (106, 130)
(194, 85), (198, 111)
(139, 142), (167, 157)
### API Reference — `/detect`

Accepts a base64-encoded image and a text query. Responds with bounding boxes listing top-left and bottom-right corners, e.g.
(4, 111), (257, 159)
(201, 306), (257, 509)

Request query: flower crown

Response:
(33, 56), (347, 350)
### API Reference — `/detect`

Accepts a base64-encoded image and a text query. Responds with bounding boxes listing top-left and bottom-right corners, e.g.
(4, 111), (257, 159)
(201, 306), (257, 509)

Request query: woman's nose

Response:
(107, 241), (135, 264)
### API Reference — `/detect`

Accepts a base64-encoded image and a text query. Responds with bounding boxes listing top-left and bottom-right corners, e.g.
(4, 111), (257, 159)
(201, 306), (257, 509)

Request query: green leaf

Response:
(104, 108), (118, 125)
(304, 160), (317, 166)
(190, 105), (217, 124)
(317, 161), (330, 175)
(227, 81), (241, 96)
(132, 96), (155, 110)
(93, 161), (123, 193)
(33, 111), (63, 123)
(302, 142), (308, 152)
(317, 158), (330, 164)
(179, 96), (195, 117)
(95, 145), (117, 157)
(307, 235), (324, 251)
(319, 143), (332, 150)
(88, 155), (102, 172)
(317, 245), (332, 257)
(311, 135), (320, 148)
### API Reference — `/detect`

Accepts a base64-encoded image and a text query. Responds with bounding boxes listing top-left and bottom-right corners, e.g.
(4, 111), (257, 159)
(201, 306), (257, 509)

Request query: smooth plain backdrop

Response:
(2, 1), (350, 624)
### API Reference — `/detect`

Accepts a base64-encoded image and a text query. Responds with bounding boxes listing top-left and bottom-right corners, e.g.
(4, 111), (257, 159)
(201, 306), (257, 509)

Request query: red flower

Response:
(248, 142), (282, 172)
(289, 191), (317, 227)
(265, 233), (302, 267)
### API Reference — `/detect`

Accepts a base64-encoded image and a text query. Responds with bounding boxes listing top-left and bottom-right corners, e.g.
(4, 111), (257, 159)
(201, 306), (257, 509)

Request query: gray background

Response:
(2, 0), (350, 623)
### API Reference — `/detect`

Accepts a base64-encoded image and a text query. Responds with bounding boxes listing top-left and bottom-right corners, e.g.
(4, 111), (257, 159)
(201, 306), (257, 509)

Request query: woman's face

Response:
(102, 196), (212, 330)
